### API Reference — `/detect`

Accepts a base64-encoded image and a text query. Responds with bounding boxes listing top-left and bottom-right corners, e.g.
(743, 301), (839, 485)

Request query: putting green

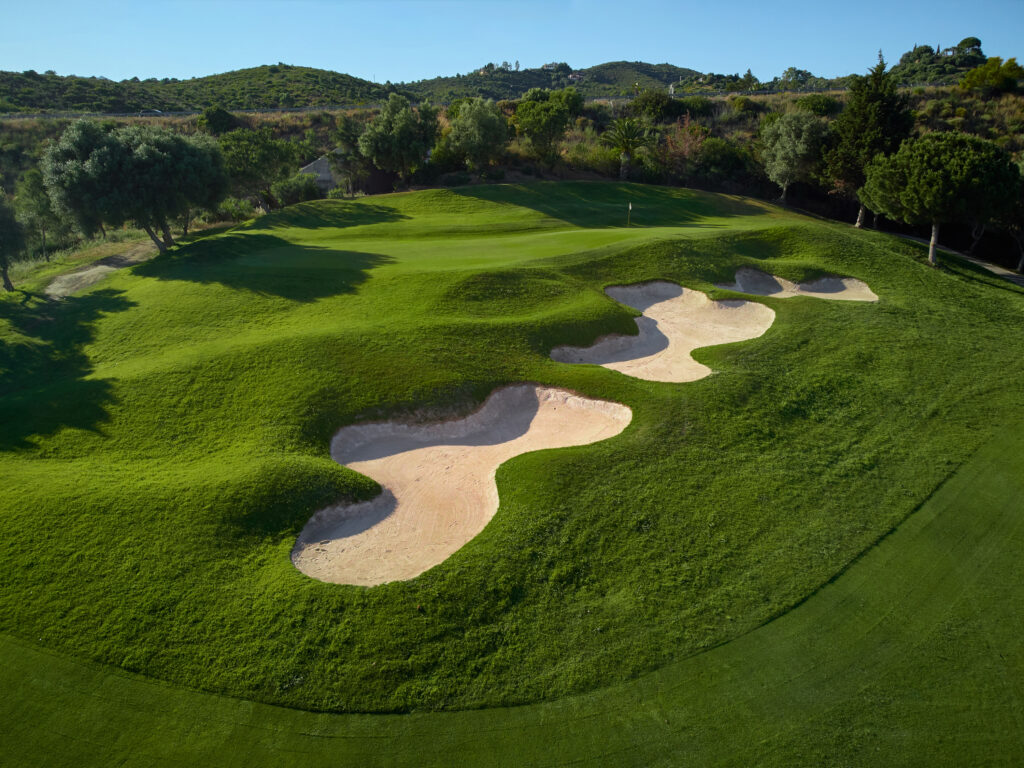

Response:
(2, 182), (1023, 764)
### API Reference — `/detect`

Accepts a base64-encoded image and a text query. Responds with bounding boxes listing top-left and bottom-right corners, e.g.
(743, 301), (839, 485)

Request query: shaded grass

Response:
(1, 181), (1023, 723)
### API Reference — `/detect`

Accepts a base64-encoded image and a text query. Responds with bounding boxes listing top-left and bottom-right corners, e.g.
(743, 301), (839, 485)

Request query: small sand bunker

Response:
(292, 385), (631, 586)
(551, 281), (776, 383)
(716, 267), (878, 302)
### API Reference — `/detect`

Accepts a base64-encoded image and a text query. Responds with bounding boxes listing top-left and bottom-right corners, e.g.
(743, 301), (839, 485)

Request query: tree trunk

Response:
(1, 259), (13, 292)
(968, 222), (985, 254)
(1013, 233), (1024, 272)
(142, 223), (167, 253)
(779, 183), (788, 203)
(854, 204), (866, 229)
(928, 221), (939, 267)
(158, 220), (174, 249)
(872, 212), (879, 229)
(42, 228), (48, 261)
(619, 152), (630, 181)
(181, 212), (191, 237)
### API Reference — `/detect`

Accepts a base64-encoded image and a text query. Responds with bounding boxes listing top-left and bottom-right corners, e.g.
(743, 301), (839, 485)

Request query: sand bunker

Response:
(551, 281), (777, 383)
(716, 267), (878, 302)
(292, 385), (631, 586)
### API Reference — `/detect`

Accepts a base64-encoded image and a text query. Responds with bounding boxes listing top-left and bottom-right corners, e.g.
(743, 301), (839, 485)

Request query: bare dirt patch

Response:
(292, 385), (631, 586)
(45, 241), (157, 298)
(551, 281), (777, 383)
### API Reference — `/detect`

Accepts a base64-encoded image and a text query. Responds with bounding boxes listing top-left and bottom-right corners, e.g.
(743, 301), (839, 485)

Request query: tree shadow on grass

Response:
(134, 233), (394, 302)
(0, 289), (134, 451)
(236, 200), (410, 232)
(451, 181), (767, 229)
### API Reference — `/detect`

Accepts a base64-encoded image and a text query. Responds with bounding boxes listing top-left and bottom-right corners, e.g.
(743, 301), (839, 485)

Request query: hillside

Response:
(0, 64), (392, 113)
(404, 61), (700, 102)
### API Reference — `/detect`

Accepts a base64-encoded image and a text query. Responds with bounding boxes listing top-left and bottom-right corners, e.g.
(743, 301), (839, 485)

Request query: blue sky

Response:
(2, 0), (1022, 83)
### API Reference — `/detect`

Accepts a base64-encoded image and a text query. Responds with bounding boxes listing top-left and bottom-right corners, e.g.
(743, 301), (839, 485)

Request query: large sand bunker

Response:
(716, 267), (878, 302)
(292, 385), (631, 586)
(551, 282), (777, 383)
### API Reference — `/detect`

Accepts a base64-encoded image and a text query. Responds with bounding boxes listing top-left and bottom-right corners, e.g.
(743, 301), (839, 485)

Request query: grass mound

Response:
(2, 182), (1023, 722)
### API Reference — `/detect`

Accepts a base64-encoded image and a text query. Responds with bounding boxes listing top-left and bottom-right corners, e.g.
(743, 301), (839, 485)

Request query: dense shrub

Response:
(271, 174), (323, 206)
(795, 94), (841, 116)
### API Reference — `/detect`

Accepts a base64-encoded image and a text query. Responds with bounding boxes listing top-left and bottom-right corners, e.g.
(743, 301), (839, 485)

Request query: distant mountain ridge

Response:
(0, 40), (992, 114)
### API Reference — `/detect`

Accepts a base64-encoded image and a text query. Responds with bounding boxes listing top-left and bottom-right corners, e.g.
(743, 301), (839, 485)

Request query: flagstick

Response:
(627, 201), (631, 228)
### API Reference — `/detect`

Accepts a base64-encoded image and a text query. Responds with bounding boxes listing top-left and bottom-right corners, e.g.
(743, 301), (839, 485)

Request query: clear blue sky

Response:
(2, 0), (1022, 83)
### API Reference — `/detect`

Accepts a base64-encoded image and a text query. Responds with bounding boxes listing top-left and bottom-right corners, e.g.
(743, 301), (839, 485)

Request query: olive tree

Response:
(219, 127), (296, 210)
(760, 112), (829, 202)
(358, 94), (438, 184)
(443, 98), (509, 170)
(43, 121), (228, 253)
(14, 168), (67, 261)
(862, 132), (1020, 266)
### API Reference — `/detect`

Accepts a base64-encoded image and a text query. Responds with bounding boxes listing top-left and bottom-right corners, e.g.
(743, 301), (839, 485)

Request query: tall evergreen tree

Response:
(824, 55), (913, 227)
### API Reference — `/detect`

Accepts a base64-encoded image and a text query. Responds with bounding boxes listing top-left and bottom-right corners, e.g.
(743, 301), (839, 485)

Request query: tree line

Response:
(2, 50), (1023, 290)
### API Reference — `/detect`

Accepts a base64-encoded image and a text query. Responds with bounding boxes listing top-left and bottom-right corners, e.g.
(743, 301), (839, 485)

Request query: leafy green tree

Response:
(824, 55), (914, 227)
(0, 194), (26, 291)
(14, 168), (67, 261)
(219, 127), (296, 210)
(40, 120), (120, 238)
(513, 99), (569, 162)
(327, 115), (373, 196)
(43, 121), (227, 253)
(861, 132), (1020, 266)
(601, 118), (655, 180)
(443, 98), (509, 170)
(550, 87), (583, 117)
(358, 94), (438, 184)
(960, 57), (1024, 96)
(759, 112), (828, 202)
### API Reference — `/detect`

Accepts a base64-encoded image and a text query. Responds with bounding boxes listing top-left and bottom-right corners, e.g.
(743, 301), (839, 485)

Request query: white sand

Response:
(551, 281), (777, 383)
(292, 385), (631, 586)
(715, 267), (878, 302)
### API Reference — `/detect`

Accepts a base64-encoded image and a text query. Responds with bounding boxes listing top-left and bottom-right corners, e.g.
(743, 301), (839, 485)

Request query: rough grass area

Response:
(2, 182), (1023, 726)
(3, 416), (1022, 766)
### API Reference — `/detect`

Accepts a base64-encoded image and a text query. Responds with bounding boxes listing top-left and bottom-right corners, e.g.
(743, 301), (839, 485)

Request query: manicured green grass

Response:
(3, 415), (1021, 766)
(2, 182), (1023, 758)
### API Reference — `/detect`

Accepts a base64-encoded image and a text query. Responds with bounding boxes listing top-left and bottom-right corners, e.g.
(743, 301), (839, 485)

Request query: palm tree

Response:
(601, 118), (654, 180)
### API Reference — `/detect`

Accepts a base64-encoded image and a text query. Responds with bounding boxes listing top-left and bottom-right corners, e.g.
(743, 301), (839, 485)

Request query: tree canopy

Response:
(601, 118), (654, 180)
(42, 121), (228, 252)
(824, 55), (913, 226)
(218, 127), (296, 209)
(358, 94), (438, 184)
(443, 98), (509, 171)
(759, 112), (828, 201)
(513, 99), (569, 162)
(862, 131), (1020, 265)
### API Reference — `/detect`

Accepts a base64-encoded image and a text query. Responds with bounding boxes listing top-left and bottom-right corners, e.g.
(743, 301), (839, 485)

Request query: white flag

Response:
(628, 202), (632, 211)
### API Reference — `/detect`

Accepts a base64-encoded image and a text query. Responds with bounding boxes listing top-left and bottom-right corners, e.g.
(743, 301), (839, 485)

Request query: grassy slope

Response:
(1, 182), (1023, 744)
(2, 415), (1022, 766)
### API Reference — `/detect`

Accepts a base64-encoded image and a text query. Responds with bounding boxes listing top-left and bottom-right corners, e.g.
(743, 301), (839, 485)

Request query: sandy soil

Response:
(292, 385), (631, 586)
(715, 268), (878, 302)
(45, 241), (157, 298)
(551, 281), (777, 383)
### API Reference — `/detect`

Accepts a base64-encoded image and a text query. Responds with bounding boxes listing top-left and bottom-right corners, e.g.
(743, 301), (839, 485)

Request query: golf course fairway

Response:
(2, 182), (1022, 765)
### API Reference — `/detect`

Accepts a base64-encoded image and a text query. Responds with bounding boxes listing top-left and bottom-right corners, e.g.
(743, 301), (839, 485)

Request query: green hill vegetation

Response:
(0, 36), (1003, 116)
(0, 64), (390, 114)
(2, 184), (1023, 757)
